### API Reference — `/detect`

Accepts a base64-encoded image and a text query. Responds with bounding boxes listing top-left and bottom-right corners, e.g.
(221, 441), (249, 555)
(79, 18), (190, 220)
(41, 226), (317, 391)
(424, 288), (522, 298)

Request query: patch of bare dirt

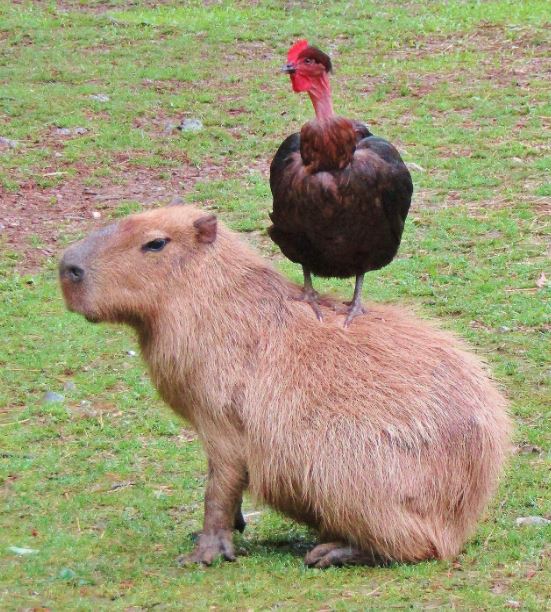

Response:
(44, 0), (177, 15)
(482, 55), (550, 92)
(0, 158), (228, 274)
(359, 70), (456, 97)
(389, 22), (550, 100)
(396, 22), (550, 61)
(139, 79), (190, 95)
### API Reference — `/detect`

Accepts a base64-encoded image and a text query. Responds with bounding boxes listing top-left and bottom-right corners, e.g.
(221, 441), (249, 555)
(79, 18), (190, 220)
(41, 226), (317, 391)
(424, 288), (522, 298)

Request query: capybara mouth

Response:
(61, 289), (101, 323)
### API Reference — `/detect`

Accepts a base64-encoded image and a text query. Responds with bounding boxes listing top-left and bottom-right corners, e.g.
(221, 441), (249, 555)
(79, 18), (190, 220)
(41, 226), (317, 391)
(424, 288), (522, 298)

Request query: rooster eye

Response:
(142, 238), (170, 252)
(304, 58), (313, 64)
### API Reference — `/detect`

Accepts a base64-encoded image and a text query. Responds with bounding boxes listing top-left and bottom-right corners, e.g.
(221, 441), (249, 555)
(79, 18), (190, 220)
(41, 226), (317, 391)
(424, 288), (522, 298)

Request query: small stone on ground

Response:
(178, 118), (203, 132)
(0, 137), (19, 149)
(89, 94), (110, 102)
(43, 391), (65, 403)
(515, 516), (550, 526)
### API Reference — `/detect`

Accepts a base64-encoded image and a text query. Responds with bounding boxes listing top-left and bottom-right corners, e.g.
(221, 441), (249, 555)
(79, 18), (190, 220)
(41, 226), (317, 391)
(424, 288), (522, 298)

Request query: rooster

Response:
(269, 40), (413, 326)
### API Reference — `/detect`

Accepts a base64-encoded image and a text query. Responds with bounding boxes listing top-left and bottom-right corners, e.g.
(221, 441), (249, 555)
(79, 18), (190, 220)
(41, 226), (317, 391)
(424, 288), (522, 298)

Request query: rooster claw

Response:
(293, 288), (323, 322)
(343, 302), (367, 328)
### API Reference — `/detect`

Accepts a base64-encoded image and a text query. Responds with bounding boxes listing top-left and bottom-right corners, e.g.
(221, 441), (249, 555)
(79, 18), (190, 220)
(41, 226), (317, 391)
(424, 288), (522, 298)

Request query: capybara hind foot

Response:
(304, 542), (379, 568)
(178, 530), (235, 566)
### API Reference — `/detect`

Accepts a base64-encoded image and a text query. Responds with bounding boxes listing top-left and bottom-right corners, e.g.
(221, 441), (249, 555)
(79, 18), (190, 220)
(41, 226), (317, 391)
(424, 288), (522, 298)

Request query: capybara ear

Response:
(193, 214), (217, 244)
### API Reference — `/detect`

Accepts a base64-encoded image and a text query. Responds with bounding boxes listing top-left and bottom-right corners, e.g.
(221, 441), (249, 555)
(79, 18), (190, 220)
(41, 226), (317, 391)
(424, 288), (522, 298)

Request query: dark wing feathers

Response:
(356, 136), (413, 243)
(269, 133), (300, 196)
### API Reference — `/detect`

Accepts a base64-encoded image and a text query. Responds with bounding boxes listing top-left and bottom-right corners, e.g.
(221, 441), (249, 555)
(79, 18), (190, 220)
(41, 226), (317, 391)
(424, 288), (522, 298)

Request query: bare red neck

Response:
(307, 73), (334, 120)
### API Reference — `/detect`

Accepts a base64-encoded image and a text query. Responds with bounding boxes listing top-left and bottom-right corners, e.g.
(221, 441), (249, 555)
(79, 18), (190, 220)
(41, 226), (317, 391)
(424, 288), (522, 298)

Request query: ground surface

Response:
(1, 0), (550, 610)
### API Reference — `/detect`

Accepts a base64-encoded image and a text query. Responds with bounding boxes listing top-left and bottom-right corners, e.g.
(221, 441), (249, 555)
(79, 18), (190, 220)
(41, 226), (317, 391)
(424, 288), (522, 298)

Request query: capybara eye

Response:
(142, 238), (170, 252)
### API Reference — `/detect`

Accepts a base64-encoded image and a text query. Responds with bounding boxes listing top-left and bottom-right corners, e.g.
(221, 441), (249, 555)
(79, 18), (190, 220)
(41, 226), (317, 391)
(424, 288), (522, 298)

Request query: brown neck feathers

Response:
(300, 117), (357, 173)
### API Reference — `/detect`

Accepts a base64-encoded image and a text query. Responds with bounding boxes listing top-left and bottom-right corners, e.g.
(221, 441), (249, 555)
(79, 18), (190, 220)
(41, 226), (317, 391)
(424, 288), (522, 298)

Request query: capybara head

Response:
(59, 205), (218, 325)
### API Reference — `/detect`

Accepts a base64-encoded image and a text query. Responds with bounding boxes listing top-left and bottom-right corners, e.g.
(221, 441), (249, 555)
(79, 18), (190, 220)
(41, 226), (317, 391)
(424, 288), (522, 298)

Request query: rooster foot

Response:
(343, 301), (367, 328)
(293, 288), (323, 322)
(342, 273), (367, 328)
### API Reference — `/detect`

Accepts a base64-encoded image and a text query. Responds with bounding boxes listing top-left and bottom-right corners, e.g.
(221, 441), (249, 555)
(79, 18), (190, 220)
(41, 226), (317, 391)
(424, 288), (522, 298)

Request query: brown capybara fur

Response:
(59, 204), (511, 567)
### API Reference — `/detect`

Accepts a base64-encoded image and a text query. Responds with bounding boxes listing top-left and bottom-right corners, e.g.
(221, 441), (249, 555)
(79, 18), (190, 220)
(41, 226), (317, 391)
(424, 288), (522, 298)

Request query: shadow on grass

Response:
(244, 535), (314, 558)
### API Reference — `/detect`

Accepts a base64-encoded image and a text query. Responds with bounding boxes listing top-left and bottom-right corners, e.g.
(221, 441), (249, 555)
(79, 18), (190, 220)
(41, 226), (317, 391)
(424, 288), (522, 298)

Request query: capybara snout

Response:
(60, 222), (121, 321)
(60, 204), (510, 568)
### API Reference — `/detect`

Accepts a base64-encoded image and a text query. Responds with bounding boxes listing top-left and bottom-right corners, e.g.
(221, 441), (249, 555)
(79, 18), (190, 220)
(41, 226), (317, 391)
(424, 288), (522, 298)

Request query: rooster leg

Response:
(294, 267), (323, 322)
(344, 274), (367, 328)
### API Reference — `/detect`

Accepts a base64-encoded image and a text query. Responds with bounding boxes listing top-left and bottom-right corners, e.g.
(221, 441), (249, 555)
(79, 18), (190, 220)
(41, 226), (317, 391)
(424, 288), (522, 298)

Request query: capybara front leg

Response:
(233, 471), (249, 533)
(305, 541), (381, 568)
(233, 498), (246, 533)
(179, 459), (246, 566)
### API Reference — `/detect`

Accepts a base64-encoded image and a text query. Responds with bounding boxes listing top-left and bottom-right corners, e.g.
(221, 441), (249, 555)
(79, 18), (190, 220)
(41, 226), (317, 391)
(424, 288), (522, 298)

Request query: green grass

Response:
(1, 0), (550, 609)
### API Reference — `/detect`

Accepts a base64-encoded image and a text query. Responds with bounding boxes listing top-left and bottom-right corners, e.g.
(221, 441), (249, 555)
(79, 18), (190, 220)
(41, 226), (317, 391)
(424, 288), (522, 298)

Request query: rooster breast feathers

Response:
(268, 121), (413, 279)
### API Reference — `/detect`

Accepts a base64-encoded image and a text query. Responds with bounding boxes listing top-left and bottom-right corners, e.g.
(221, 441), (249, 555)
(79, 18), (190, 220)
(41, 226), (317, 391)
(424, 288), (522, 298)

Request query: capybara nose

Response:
(59, 258), (85, 283)
(67, 264), (84, 283)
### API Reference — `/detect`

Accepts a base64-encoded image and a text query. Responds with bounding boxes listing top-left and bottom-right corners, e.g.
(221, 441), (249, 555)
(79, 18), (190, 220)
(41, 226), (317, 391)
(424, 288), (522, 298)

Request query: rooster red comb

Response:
(287, 39), (309, 63)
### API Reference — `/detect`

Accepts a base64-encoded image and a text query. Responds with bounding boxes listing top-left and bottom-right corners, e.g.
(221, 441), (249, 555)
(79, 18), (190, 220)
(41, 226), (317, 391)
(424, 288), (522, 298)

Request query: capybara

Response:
(59, 204), (510, 568)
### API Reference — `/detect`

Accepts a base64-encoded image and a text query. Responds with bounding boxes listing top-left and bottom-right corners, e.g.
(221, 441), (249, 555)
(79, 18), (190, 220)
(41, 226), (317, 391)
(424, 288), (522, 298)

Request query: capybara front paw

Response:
(178, 530), (236, 566)
(305, 542), (378, 568)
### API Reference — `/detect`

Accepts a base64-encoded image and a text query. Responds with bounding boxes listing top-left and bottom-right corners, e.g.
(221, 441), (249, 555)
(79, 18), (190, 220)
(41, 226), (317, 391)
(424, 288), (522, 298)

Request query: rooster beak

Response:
(281, 63), (296, 74)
